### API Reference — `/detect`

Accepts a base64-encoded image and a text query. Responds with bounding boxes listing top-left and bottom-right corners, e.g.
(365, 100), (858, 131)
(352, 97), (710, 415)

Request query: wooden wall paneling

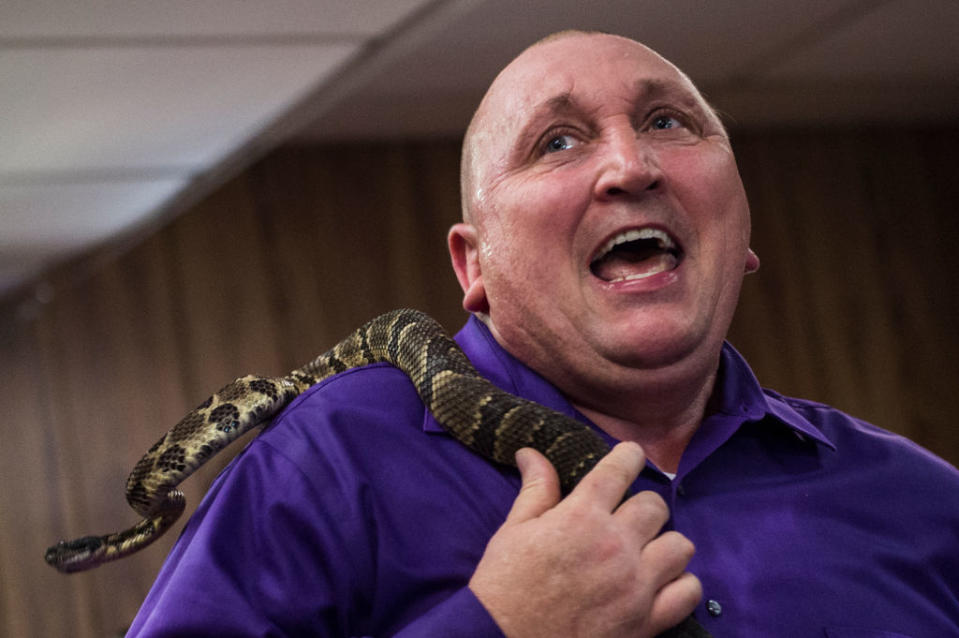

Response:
(314, 144), (399, 326)
(731, 129), (959, 465)
(67, 259), (157, 633)
(30, 280), (112, 638)
(861, 130), (959, 459)
(0, 313), (83, 638)
(283, 147), (385, 337)
(731, 133), (833, 400)
(166, 174), (286, 386)
(381, 145), (437, 313)
(304, 146), (398, 330)
(162, 172), (287, 495)
(398, 142), (471, 331)
(780, 132), (907, 426)
(918, 133), (959, 457)
(320, 145), (429, 326)
(78, 233), (201, 630)
(247, 142), (466, 365)
(253, 145), (394, 349)
(245, 146), (339, 369)
(31, 255), (173, 636)
(378, 144), (461, 318)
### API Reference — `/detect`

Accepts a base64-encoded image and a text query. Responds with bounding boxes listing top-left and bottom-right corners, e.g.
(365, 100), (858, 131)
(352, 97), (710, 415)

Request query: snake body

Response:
(44, 308), (709, 638)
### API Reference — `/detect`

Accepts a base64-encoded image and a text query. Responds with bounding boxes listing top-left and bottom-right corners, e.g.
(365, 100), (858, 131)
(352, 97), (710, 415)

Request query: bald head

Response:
(446, 27), (754, 407)
(459, 31), (723, 225)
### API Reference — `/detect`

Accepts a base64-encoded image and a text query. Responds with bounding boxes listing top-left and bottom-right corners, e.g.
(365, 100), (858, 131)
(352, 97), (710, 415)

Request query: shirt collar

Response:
(422, 315), (578, 433)
(712, 342), (836, 450)
(424, 316), (835, 453)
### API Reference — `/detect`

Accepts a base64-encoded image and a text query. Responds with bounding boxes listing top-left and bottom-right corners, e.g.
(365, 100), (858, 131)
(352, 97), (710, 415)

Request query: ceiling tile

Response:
(0, 43), (358, 172)
(326, 0), (865, 95)
(298, 0), (872, 140)
(0, 0), (431, 38)
(0, 179), (187, 249)
(762, 0), (959, 80)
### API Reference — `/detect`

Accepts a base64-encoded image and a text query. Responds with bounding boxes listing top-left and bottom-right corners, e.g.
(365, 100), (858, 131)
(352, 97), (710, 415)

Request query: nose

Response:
(593, 131), (664, 200)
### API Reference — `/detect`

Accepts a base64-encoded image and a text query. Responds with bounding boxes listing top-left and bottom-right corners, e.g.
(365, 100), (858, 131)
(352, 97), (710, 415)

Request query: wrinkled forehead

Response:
(463, 33), (711, 203)
(480, 34), (701, 131)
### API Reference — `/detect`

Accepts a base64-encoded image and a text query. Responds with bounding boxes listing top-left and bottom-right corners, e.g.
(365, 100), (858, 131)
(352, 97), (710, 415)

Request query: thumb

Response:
(504, 448), (561, 525)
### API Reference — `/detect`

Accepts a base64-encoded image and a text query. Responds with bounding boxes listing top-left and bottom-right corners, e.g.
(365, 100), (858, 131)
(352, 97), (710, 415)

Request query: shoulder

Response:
(250, 362), (428, 475)
(242, 361), (518, 524)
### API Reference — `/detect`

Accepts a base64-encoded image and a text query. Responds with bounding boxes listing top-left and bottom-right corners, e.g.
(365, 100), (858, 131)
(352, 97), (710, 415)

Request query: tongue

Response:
(592, 251), (678, 282)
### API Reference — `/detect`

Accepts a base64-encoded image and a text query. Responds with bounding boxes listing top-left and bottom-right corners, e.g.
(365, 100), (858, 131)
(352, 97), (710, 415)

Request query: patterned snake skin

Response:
(43, 308), (709, 637)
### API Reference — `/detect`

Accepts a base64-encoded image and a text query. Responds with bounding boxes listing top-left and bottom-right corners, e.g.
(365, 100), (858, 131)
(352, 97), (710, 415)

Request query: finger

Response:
(614, 489), (671, 543)
(639, 530), (697, 591)
(565, 441), (646, 512)
(504, 447), (562, 525)
(647, 572), (703, 635)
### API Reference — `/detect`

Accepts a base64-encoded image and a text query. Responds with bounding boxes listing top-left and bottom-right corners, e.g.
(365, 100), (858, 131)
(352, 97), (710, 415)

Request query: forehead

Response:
(481, 34), (698, 129)
(460, 33), (713, 219)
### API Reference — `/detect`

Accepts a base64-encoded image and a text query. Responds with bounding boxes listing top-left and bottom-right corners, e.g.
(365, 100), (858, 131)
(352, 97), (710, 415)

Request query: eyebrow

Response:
(509, 92), (589, 161)
(525, 92), (585, 130)
(531, 79), (698, 119)
(535, 77), (694, 110)
(632, 78), (704, 111)
(635, 78), (724, 130)
(540, 91), (578, 113)
(508, 77), (714, 163)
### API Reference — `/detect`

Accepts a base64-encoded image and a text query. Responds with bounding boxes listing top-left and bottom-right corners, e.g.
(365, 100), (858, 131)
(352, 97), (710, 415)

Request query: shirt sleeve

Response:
(125, 377), (509, 638)
(392, 587), (505, 638)
(126, 438), (365, 637)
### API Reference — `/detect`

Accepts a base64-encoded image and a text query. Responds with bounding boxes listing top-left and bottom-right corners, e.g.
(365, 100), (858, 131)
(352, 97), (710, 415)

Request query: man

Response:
(128, 31), (959, 637)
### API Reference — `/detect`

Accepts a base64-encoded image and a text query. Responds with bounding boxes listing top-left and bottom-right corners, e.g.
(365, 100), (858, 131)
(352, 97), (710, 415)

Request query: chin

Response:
(595, 321), (713, 370)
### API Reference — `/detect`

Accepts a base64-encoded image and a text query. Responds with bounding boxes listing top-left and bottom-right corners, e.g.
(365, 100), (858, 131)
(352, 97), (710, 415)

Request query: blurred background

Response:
(1, 1), (957, 635)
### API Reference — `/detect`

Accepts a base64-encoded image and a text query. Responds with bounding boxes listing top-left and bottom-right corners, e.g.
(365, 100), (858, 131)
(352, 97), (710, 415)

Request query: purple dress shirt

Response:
(127, 316), (959, 637)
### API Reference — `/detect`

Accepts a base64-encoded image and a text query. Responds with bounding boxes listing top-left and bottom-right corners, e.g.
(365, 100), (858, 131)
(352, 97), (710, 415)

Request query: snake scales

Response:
(44, 308), (709, 638)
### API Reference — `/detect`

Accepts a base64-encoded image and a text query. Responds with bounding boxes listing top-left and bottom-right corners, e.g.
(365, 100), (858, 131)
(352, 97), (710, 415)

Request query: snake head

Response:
(44, 536), (104, 573)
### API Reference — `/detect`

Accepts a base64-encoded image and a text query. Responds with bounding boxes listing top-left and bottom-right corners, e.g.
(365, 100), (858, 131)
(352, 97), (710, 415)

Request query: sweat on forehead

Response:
(459, 31), (711, 222)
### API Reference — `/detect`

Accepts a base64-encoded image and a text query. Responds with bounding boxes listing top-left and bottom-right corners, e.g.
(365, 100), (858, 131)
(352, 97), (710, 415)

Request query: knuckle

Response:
(630, 490), (669, 519)
(594, 458), (635, 487)
(682, 572), (704, 600)
(661, 530), (696, 559)
(592, 532), (628, 563)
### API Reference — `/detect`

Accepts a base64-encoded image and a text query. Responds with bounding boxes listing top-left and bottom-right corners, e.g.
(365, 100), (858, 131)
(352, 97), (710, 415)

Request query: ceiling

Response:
(2, 0), (958, 302)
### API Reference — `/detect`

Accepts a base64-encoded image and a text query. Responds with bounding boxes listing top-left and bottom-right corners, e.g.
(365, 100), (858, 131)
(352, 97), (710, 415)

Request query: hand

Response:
(469, 442), (702, 638)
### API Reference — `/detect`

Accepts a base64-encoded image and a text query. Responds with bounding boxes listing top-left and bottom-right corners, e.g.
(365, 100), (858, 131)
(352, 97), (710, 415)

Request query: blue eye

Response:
(652, 115), (682, 130)
(544, 133), (577, 153)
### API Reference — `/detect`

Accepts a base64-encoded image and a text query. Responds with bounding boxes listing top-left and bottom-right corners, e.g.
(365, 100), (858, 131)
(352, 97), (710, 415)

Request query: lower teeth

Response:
(600, 253), (678, 282)
(610, 271), (660, 283)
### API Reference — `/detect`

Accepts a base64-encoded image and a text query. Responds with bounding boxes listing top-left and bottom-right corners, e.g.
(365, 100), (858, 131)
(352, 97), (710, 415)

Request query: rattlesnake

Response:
(44, 308), (710, 638)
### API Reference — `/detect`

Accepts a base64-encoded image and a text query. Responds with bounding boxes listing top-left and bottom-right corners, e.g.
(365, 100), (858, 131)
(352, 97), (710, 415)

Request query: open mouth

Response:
(589, 228), (683, 283)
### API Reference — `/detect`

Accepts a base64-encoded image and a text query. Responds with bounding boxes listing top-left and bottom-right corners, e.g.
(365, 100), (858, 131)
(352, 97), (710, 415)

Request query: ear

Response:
(448, 223), (490, 314)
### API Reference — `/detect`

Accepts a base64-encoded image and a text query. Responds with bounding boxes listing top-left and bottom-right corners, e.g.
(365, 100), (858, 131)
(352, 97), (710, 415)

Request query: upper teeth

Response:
(594, 228), (674, 261)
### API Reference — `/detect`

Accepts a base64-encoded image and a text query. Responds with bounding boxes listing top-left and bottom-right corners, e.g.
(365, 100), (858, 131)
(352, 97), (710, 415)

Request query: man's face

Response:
(451, 33), (757, 407)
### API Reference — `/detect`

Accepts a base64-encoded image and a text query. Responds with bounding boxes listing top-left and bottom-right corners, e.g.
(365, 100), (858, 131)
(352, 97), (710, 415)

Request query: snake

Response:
(43, 308), (710, 638)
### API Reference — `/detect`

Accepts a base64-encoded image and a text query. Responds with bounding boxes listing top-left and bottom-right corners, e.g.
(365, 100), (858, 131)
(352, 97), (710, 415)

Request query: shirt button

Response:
(676, 483), (686, 496)
(706, 599), (723, 617)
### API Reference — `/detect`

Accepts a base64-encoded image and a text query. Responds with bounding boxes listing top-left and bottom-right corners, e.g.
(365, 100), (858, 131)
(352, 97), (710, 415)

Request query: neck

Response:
(571, 362), (718, 474)
(479, 314), (724, 474)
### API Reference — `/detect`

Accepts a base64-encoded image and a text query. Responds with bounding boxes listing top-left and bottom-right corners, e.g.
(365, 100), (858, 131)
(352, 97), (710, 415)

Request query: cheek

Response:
(671, 151), (750, 237)
(485, 175), (589, 258)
